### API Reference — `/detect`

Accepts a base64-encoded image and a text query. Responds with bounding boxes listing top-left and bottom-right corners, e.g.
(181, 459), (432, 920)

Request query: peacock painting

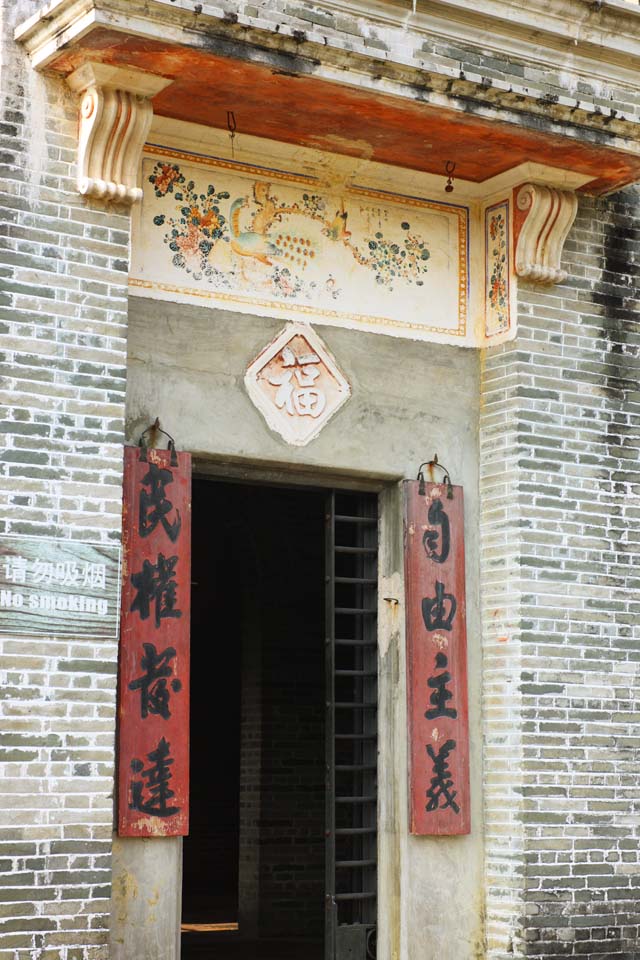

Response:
(146, 160), (433, 297)
(229, 196), (281, 266)
(140, 156), (465, 341)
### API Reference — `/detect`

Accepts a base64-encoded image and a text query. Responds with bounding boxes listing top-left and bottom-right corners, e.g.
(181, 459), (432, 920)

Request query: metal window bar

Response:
(326, 490), (378, 960)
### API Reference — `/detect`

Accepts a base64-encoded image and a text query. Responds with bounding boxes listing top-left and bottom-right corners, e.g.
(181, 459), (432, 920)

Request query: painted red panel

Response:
(404, 480), (470, 835)
(117, 446), (191, 837)
(46, 27), (640, 193)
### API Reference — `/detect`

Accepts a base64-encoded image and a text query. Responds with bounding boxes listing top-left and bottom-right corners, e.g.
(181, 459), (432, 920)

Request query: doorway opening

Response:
(182, 478), (378, 960)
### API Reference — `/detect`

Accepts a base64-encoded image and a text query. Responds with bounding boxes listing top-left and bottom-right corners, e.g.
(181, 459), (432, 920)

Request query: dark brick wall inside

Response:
(257, 576), (325, 941)
(186, 480), (326, 942)
(247, 486), (326, 942)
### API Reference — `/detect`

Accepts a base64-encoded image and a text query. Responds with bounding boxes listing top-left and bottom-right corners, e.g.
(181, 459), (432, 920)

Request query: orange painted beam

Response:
(48, 27), (640, 193)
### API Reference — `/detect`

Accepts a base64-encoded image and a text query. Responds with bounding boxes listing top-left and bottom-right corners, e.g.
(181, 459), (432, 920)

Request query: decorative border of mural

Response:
(130, 145), (469, 341)
(484, 199), (511, 339)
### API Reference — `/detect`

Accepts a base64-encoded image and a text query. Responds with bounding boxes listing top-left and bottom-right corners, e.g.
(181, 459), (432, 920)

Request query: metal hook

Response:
(417, 454), (454, 498)
(137, 418), (179, 466)
(445, 160), (456, 194)
(227, 110), (237, 159)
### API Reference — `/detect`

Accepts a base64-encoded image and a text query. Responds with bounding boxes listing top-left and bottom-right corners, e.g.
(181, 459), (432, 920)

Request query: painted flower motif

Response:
(301, 193), (327, 217)
(147, 162), (431, 297)
(270, 266), (318, 299)
(490, 275), (506, 306)
(174, 223), (203, 258)
(149, 163), (184, 197)
(361, 226), (430, 288)
(487, 210), (509, 329)
(325, 275), (341, 300)
(276, 270), (295, 296)
(150, 164), (230, 271)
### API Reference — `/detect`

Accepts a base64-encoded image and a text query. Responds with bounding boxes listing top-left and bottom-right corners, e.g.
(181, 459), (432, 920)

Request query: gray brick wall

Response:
(5, 0), (640, 957)
(481, 187), (640, 958)
(0, 2), (130, 957)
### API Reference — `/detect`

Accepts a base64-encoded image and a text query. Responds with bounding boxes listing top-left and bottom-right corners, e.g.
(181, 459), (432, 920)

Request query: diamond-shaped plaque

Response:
(244, 323), (351, 446)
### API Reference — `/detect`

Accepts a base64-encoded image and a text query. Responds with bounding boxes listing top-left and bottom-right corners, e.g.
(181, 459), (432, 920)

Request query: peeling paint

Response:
(113, 868), (139, 925)
(43, 28), (640, 192)
(379, 571), (402, 660)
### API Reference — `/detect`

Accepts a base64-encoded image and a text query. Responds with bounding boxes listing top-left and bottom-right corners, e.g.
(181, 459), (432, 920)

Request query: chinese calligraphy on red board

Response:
(404, 480), (470, 835)
(118, 446), (191, 837)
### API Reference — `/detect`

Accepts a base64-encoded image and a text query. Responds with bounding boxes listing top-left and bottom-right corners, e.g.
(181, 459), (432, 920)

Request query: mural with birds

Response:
(146, 159), (434, 300)
(229, 196), (281, 266)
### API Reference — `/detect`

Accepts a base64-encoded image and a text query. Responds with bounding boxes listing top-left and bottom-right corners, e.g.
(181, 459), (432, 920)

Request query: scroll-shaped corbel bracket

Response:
(515, 183), (578, 284)
(67, 62), (172, 204)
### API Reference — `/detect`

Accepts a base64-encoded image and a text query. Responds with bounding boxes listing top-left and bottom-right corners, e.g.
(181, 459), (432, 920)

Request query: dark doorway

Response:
(182, 479), (327, 960)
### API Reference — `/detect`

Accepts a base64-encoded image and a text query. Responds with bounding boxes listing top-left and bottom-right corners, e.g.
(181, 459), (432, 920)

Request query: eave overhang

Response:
(15, 0), (640, 194)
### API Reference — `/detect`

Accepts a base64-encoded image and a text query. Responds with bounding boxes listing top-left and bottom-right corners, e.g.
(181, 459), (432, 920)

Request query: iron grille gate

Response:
(325, 490), (378, 960)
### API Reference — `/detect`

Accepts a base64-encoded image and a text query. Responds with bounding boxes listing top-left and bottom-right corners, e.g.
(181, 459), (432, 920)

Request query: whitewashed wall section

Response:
(129, 146), (520, 347)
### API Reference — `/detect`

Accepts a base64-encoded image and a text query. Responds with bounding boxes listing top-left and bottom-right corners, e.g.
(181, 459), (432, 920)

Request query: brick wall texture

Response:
(3, 0), (640, 957)
(481, 187), (640, 958)
(0, 2), (130, 957)
(238, 488), (325, 943)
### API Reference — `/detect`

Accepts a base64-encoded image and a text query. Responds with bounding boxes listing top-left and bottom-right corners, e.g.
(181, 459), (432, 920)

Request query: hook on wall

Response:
(227, 110), (237, 159)
(445, 160), (456, 193)
(137, 417), (178, 466)
(416, 453), (454, 498)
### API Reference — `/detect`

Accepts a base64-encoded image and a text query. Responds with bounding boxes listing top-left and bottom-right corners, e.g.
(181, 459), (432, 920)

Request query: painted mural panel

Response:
(484, 199), (511, 338)
(130, 148), (469, 343)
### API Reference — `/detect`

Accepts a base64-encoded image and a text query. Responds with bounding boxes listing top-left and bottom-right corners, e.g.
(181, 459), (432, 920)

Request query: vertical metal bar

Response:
(361, 498), (378, 939)
(330, 491), (378, 960)
(325, 490), (336, 960)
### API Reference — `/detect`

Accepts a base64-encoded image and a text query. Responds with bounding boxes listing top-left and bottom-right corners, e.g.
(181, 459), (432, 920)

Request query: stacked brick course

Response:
(0, 2), (130, 956)
(4, 0), (640, 957)
(481, 187), (640, 958)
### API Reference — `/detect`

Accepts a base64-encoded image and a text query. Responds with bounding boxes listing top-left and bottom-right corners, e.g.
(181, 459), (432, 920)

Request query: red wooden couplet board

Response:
(404, 479), (470, 835)
(117, 446), (191, 837)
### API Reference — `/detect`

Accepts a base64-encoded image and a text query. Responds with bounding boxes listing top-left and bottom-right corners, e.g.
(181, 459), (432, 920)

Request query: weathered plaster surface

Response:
(125, 297), (484, 960)
(110, 836), (182, 960)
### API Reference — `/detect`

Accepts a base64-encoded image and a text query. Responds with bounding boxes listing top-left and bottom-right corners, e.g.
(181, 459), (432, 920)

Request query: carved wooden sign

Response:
(117, 446), (191, 837)
(404, 480), (470, 835)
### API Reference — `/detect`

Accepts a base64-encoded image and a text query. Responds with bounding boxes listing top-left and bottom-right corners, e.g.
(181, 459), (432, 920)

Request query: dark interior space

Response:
(182, 479), (326, 960)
